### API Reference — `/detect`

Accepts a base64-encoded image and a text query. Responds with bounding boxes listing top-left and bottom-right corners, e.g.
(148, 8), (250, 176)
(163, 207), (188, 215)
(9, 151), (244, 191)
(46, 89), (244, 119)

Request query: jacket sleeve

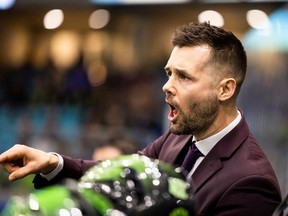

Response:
(33, 155), (98, 189)
(33, 132), (172, 189)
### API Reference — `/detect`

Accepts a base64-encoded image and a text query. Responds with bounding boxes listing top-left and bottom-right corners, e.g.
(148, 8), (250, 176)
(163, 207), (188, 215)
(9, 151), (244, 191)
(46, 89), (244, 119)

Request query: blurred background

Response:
(0, 0), (288, 208)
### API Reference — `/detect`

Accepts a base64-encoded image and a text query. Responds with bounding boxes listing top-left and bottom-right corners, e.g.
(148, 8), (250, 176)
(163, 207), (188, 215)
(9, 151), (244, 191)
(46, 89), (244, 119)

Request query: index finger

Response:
(0, 150), (10, 163)
(0, 145), (23, 164)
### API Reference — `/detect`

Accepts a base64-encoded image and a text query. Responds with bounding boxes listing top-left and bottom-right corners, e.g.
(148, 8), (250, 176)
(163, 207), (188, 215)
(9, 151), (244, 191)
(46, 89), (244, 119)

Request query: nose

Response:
(162, 78), (176, 96)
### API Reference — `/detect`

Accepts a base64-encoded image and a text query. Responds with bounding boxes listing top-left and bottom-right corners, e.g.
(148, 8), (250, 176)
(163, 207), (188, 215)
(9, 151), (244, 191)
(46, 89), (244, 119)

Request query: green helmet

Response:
(2, 154), (196, 216)
(1, 182), (98, 216)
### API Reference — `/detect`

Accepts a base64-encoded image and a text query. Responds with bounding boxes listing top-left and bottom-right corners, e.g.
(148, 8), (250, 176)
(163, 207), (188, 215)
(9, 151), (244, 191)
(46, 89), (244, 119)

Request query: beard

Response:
(168, 92), (219, 136)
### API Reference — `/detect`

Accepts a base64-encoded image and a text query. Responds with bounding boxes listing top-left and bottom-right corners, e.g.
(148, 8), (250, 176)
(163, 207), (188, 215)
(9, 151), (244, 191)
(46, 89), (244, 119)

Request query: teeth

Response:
(173, 109), (177, 116)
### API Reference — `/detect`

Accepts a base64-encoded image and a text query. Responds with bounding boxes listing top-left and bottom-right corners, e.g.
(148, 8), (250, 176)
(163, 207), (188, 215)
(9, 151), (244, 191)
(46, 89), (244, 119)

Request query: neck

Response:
(195, 107), (238, 141)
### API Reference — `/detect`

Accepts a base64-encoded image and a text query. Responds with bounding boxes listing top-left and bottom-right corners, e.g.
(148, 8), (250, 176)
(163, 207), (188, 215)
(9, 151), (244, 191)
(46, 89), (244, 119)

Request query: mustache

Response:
(165, 96), (179, 110)
(165, 94), (173, 103)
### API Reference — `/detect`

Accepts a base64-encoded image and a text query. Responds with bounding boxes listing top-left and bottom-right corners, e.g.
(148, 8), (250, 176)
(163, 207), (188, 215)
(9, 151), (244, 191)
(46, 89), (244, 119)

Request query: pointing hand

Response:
(0, 144), (59, 181)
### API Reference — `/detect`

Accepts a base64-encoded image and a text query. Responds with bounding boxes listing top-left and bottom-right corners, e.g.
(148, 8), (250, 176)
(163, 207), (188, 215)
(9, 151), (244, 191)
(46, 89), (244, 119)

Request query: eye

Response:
(178, 73), (189, 80)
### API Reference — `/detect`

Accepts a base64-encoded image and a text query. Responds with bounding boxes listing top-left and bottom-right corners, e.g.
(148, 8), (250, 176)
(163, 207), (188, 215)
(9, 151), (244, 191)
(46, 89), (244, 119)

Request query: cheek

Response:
(182, 89), (205, 103)
(182, 88), (215, 111)
(179, 94), (197, 114)
(178, 80), (214, 105)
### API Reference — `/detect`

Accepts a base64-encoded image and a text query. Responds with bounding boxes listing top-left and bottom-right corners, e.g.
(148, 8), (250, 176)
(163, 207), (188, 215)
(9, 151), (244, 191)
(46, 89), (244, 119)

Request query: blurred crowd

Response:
(0, 55), (167, 154)
(0, 55), (168, 207)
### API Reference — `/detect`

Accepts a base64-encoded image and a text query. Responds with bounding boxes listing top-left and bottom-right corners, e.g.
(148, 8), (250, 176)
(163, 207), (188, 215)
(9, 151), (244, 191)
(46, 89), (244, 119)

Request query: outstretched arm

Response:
(0, 144), (59, 181)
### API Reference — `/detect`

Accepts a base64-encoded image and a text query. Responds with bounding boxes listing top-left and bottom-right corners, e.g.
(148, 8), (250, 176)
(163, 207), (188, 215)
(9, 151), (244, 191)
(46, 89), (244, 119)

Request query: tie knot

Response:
(190, 142), (203, 157)
(181, 140), (204, 172)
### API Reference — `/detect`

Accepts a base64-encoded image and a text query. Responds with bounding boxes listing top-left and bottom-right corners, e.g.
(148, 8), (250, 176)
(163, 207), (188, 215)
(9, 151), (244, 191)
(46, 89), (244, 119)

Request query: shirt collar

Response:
(193, 110), (242, 156)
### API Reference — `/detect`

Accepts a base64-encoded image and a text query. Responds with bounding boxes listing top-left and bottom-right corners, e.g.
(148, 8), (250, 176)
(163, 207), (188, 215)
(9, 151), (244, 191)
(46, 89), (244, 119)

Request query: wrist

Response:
(41, 153), (59, 174)
(40, 153), (64, 181)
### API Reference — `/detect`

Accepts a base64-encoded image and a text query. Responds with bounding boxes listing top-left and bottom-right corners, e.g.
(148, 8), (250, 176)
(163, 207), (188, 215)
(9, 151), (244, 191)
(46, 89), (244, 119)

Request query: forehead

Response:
(165, 45), (211, 71)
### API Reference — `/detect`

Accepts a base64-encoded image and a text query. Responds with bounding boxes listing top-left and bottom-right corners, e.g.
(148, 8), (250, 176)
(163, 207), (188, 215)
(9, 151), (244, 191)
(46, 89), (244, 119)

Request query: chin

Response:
(169, 125), (191, 135)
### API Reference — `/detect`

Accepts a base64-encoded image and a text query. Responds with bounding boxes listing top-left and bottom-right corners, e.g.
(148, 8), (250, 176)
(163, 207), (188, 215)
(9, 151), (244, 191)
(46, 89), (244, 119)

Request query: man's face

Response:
(163, 46), (219, 137)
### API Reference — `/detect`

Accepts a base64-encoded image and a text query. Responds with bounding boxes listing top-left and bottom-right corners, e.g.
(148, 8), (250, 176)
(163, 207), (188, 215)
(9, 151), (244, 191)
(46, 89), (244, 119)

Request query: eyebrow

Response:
(164, 66), (191, 78)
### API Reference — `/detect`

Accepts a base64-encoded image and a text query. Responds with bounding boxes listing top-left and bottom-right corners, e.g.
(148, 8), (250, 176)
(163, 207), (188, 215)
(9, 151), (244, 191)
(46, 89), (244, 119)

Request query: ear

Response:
(218, 78), (236, 101)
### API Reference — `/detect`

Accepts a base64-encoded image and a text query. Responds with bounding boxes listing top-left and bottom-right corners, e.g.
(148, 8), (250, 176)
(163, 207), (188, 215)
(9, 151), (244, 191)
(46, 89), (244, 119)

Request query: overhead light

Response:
(43, 9), (64, 30)
(89, 9), (110, 29)
(246, 9), (270, 30)
(0, 0), (15, 10)
(198, 10), (224, 27)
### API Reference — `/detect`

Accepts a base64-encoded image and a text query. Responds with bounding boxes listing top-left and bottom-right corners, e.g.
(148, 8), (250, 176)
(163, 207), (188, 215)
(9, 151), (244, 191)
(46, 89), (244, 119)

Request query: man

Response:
(0, 22), (282, 215)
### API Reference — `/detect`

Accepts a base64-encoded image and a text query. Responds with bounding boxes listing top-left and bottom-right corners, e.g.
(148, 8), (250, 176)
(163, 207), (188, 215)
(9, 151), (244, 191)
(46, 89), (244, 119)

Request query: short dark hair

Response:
(172, 22), (247, 97)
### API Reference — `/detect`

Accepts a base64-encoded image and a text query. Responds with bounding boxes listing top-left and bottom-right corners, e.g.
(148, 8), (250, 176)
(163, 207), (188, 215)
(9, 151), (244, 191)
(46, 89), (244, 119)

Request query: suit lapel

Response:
(192, 150), (222, 193)
(163, 135), (192, 163)
(191, 116), (250, 193)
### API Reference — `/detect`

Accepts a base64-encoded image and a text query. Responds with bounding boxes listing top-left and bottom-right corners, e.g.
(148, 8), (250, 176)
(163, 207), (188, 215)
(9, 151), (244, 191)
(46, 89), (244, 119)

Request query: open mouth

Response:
(167, 103), (179, 122)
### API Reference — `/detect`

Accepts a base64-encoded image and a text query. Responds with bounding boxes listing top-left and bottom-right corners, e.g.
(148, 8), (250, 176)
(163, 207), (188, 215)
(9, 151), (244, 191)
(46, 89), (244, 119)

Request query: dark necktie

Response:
(181, 140), (204, 172)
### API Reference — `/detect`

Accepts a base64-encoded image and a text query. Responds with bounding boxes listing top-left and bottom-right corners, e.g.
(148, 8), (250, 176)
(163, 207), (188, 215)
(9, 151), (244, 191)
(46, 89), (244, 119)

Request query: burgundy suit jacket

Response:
(33, 117), (281, 216)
